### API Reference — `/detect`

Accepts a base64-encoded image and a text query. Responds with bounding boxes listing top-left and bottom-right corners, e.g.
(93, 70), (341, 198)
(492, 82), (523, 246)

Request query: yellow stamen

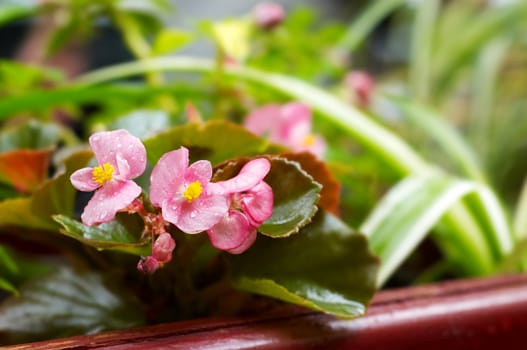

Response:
(92, 162), (114, 185)
(183, 180), (203, 202)
(303, 134), (316, 146)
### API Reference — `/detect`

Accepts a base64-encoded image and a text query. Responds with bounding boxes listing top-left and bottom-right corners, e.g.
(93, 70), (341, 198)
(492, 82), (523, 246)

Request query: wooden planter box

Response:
(6, 274), (527, 349)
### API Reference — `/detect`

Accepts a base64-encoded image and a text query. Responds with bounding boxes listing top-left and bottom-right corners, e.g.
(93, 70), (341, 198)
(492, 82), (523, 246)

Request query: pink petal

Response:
(150, 147), (189, 207)
(207, 210), (256, 253)
(152, 232), (176, 263)
(70, 167), (99, 192)
(281, 102), (311, 125)
(174, 192), (229, 234)
(185, 160), (212, 185)
(115, 153), (131, 179)
(89, 129), (146, 179)
(81, 180), (142, 226)
(244, 104), (282, 139)
(227, 228), (257, 254)
(302, 135), (326, 159)
(241, 181), (274, 226)
(216, 158), (271, 194)
(282, 103), (312, 144)
(160, 197), (183, 227)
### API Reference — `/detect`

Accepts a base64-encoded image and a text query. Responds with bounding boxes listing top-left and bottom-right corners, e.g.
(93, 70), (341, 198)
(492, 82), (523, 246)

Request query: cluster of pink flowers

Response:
(244, 102), (326, 158)
(70, 130), (273, 274)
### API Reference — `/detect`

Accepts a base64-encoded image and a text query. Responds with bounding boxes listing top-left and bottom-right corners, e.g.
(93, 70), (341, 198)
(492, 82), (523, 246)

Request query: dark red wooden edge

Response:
(6, 274), (527, 349)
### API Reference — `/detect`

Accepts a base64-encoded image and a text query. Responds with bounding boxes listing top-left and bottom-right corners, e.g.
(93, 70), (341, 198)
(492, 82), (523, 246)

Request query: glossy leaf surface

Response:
(228, 212), (378, 318)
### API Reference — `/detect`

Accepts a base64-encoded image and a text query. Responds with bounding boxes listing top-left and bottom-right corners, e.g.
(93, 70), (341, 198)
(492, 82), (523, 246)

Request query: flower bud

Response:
(345, 71), (375, 108)
(137, 256), (160, 274)
(152, 233), (176, 264)
(253, 2), (285, 30)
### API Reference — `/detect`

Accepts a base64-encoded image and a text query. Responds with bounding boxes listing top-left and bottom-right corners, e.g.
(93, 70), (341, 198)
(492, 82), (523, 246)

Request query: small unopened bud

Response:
(137, 256), (160, 274)
(152, 233), (176, 263)
(345, 71), (375, 108)
(253, 2), (285, 30)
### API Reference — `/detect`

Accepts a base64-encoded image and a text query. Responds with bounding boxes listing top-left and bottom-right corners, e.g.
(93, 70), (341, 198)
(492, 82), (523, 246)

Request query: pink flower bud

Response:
(152, 233), (176, 264)
(253, 2), (285, 30)
(137, 256), (160, 274)
(345, 71), (375, 108)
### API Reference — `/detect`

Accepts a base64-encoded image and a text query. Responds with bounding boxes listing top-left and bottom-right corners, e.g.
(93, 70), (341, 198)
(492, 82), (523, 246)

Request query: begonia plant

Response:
(3, 0), (527, 346)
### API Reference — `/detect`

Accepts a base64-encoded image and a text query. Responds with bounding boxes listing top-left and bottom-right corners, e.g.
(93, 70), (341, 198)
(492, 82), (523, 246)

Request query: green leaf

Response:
(152, 28), (193, 56)
(0, 245), (18, 294)
(0, 267), (144, 344)
(388, 96), (486, 182)
(0, 197), (51, 229)
(214, 157), (322, 237)
(143, 120), (269, 165)
(0, 149), (93, 230)
(433, 3), (527, 97)
(0, 120), (61, 151)
(335, 0), (407, 52)
(0, 1), (36, 27)
(53, 214), (150, 256)
(0, 245), (18, 275)
(0, 84), (205, 120)
(228, 212), (378, 318)
(107, 109), (172, 140)
(360, 173), (512, 286)
(260, 158), (321, 237)
(0, 277), (17, 295)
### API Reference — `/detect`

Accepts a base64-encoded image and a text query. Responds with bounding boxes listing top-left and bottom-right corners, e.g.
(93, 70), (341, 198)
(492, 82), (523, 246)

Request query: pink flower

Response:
(244, 102), (326, 158)
(70, 129), (147, 226)
(208, 159), (273, 254)
(253, 2), (285, 30)
(149, 147), (229, 234)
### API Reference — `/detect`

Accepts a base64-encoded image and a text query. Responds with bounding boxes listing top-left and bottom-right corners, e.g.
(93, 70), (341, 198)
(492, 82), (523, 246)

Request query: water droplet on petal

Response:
(190, 211), (197, 218)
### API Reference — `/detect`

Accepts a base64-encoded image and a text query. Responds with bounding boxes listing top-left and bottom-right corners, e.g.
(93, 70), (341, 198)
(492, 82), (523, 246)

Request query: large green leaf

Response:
(0, 150), (93, 230)
(228, 212), (378, 318)
(213, 157), (321, 237)
(53, 214), (150, 256)
(0, 267), (144, 345)
(360, 173), (512, 286)
(143, 120), (269, 165)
